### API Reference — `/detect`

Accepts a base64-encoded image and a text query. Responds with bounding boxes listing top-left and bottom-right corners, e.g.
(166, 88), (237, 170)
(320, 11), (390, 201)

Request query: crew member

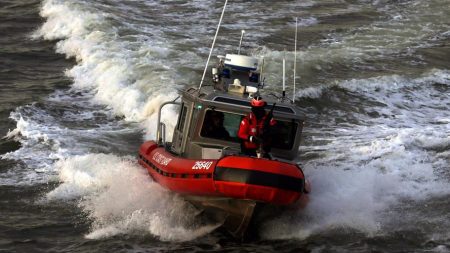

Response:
(201, 110), (230, 140)
(237, 96), (276, 157)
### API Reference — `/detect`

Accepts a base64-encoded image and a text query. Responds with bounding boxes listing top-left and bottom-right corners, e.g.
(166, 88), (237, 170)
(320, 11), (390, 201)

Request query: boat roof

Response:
(182, 85), (306, 120)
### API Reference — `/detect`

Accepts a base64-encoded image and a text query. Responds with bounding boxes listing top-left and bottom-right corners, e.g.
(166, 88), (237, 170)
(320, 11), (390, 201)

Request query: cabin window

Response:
(177, 104), (188, 132)
(270, 120), (298, 150)
(200, 109), (297, 150)
(200, 110), (241, 142)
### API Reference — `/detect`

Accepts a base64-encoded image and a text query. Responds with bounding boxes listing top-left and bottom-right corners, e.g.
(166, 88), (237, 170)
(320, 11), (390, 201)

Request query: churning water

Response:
(1, 0), (449, 252)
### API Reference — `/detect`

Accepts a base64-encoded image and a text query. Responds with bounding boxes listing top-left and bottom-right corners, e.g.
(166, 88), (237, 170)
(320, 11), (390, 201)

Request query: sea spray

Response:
(47, 154), (219, 241)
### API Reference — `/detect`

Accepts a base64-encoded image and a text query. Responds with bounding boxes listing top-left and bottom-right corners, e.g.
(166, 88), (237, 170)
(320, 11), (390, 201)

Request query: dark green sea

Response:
(1, 0), (449, 252)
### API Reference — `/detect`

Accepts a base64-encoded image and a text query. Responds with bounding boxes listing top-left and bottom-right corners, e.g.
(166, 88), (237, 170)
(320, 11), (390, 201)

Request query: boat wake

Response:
(46, 153), (219, 241)
(260, 69), (450, 240)
(0, 0), (449, 244)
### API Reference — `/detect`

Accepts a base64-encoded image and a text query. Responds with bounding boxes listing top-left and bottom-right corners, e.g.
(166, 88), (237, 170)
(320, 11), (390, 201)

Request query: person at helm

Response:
(237, 96), (276, 158)
(201, 110), (230, 140)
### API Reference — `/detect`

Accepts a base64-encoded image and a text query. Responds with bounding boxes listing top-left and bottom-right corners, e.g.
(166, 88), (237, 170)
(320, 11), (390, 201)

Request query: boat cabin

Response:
(156, 54), (305, 161)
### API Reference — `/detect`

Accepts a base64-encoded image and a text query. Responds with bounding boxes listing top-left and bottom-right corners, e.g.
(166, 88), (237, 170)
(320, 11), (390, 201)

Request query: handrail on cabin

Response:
(156, 96), (181, 145)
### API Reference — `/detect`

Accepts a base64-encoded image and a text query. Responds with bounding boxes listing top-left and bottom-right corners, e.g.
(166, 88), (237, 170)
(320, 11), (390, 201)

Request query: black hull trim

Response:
(214, 166), (304, 193)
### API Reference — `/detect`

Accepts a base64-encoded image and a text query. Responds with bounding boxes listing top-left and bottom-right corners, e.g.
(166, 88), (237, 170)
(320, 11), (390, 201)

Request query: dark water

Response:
(1, 0), (449, 252)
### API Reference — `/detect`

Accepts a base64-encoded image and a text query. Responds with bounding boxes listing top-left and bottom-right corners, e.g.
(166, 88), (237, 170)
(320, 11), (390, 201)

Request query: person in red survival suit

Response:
(238, 96), (276, 158)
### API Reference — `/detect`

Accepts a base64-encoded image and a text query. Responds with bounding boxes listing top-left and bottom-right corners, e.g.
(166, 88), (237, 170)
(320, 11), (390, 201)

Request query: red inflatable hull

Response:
(138, 141), (308, 206)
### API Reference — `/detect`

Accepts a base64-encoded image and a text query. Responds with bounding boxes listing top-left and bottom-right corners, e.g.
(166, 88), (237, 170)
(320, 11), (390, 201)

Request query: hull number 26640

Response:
(192, 161), (213, 170)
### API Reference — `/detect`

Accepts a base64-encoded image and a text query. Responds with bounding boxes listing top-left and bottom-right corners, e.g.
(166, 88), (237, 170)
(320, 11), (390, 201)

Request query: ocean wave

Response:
(295, 68), (450, 99)
(34, 0), (179, 126)
(9, 0), (448, 243)
(261, 122), (450, 240)
(46, 153), (219, 241)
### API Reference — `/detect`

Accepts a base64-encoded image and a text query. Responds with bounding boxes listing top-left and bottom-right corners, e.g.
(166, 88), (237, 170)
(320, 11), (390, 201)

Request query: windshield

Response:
(200, 109), (297, 150)
(201, 110), (240, 142)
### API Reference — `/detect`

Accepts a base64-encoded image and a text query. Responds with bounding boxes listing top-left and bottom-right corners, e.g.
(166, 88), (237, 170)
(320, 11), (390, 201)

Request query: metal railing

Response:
(156, 96), (180, 145)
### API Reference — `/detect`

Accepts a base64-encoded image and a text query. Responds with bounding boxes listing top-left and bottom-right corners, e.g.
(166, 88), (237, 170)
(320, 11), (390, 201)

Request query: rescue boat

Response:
(138, 3), (310, 238)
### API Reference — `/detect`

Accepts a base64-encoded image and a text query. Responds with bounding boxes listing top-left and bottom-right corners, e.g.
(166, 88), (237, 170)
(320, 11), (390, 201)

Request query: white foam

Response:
(47, 153), (219, 241)
(297, 17), (318, 27)
(262, 125), (450, 240)
(260, 168), (383, 240)
(15, 0), (448, 242)
(1, 109), (68, 185)
(261, 69), (450, 240)
(35, 0), (180, 133)
(340, 69), (449, 94)
(0, 101), (146, 186)
(294, 68), (450, 100)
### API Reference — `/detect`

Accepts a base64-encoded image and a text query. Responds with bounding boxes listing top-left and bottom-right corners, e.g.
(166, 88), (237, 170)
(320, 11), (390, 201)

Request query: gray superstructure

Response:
(157, 53), (305, 162)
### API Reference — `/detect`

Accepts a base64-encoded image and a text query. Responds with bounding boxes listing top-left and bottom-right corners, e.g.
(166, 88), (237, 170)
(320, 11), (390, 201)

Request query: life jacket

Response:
(238, 112), (275, 149)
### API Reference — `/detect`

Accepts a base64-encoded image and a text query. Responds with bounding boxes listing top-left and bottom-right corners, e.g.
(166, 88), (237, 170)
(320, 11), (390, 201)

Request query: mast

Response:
(282, 50), (286, 98)
(293, 17), (298, 103)
(238, 30), (245, 55)
(198, 0), (228, 91)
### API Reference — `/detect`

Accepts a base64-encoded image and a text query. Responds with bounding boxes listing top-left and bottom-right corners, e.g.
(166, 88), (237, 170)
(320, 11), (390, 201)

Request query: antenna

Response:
(260, 56), (265, 88)
(238, 30), (245, 55)
(282, 49), (286, 98)
(198, 0), (228, 90)
(293, 17), (298, 103)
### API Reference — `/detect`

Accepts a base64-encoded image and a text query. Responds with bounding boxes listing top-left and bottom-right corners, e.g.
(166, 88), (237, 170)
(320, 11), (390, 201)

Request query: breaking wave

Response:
(34, 0), (180, 126)
(0, 0), (448, 244)
(46, 154), (219, 241)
